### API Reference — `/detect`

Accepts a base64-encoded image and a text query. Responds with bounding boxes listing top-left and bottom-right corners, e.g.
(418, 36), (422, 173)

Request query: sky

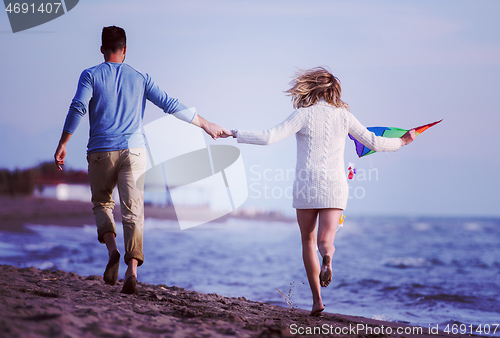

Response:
(1, 0), (499, 217)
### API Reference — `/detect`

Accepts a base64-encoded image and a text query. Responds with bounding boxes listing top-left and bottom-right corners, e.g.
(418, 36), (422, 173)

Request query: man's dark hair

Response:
(101, 26), (126, 52)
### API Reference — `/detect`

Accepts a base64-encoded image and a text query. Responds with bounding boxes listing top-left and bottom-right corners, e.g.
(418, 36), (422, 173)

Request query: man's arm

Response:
(64, 70), (93, 134)
(144, 75), (222, 139)
(55, 70), (92, 170)
(54, 131), (72, 170)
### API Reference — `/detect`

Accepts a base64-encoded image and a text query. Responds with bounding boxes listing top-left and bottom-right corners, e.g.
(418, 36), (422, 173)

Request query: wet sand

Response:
(0, 265), (477, 338)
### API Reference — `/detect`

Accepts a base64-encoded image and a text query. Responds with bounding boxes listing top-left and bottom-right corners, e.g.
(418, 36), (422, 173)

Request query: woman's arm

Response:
(231, 109), (307, 145)
(348, 112), (403, 152)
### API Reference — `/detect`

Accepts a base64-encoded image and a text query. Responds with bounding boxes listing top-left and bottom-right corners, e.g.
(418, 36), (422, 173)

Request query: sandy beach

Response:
(0, 264), (478, 338)
(0, 196), (481, 338)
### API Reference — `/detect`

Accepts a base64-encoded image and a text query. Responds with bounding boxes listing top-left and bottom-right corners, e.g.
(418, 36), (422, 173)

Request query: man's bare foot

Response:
(125, 258), (138, 280)
(121, 258), (138, 294)
(121, 275), (137, 294)
(310, 300), (325, 317)
(103, 250), (120, 285)
(319, 255), (332, 287)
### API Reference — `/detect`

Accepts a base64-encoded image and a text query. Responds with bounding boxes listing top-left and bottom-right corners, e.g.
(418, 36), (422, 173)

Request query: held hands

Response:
(203, 121), (224, 140)
(401, 129), (416, 146)
(217, 128), (234, 139)
(192, 115), (235, 140)
(204, 124), (235, 140)
(192, 115), (228, 140)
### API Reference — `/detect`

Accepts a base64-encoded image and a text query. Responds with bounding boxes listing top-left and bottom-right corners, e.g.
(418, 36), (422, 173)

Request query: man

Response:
(54, 26), (222, 294)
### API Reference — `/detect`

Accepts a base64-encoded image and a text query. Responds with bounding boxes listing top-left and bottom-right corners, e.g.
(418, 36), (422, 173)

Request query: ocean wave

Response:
(382, 257), (436, 268)
(357, 279), (382, 287)
(452, 258), (490, 269)
(413, 222), (431, 231)
(23, 260), (55, 270)
(372, 313), (394, 322)
(463, 222), (482, 231)
(24, 242), (58, 251)
(408, 292), (475, 304)
(0, 241), (22, 257)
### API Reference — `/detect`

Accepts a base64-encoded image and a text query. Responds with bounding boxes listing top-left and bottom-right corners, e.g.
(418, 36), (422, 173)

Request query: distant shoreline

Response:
(0, 195), (294, 233)
(2, 195), (498, 234)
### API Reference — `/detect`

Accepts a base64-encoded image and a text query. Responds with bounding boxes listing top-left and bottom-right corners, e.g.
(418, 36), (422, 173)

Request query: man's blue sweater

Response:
(63, 62), (192, 154)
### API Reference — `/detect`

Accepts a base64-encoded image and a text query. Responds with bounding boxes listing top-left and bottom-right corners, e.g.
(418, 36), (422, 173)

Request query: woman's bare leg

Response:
(317, 208), (342, 287)
(296, 209), (324, 316)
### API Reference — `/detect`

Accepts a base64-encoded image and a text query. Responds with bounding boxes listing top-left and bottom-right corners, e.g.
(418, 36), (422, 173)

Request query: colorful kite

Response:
(349, 120), (442, 158)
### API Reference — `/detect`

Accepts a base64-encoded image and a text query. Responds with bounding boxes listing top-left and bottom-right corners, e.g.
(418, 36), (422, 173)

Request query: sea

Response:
(0, 215), (499, 334)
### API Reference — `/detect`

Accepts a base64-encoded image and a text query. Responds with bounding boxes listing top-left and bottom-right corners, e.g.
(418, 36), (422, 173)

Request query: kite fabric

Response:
(349, 120), (442, 158)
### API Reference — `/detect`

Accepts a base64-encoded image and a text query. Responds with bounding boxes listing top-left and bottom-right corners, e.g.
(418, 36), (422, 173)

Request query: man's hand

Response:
(203, 122), (223, 140)
(55, 131), (72, 170)
(54, 144), (66, 170)
(218, 128), (234, 138)
(191, 114), (223, 140)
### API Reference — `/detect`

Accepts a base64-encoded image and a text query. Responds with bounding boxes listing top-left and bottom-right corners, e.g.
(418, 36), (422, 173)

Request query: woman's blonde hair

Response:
(285, 67), (349, 110)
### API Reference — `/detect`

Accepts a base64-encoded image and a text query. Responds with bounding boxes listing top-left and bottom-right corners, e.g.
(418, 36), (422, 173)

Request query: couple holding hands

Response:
(54, 25), (415, 315)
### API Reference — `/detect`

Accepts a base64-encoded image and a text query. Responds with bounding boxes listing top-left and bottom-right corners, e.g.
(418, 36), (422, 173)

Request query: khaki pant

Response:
(87, 148), (147, 266)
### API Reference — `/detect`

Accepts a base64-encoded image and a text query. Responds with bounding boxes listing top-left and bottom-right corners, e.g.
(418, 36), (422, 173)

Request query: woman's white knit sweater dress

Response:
(237, 99), (402, 209)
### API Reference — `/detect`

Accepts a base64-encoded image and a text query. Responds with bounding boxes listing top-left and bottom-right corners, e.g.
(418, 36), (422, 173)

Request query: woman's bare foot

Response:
(310, 300), (325, 317)
(319, 255), (332, 287)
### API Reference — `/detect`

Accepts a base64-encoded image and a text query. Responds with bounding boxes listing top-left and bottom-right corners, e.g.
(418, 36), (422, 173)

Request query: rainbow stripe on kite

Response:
(349, 120), (442, 158)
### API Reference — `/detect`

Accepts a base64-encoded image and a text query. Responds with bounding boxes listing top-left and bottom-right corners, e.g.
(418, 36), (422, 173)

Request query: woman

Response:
(220, 67), (415, 316)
